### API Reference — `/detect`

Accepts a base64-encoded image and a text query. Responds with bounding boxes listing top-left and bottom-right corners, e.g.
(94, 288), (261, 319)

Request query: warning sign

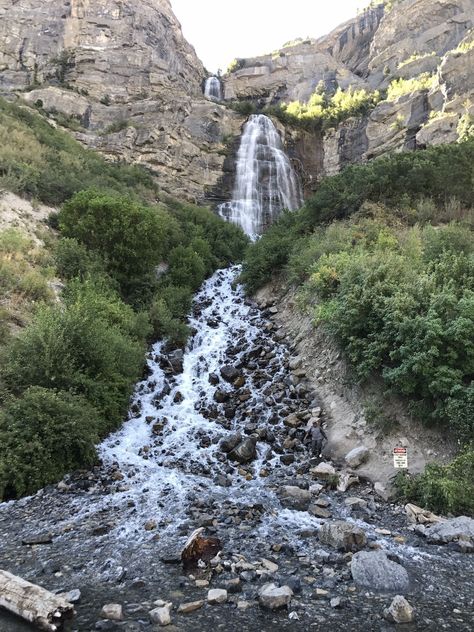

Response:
(393, 447), (408, 469)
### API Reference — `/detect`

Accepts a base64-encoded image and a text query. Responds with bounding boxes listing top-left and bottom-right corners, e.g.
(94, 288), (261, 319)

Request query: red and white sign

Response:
(393, 447), (408, 469)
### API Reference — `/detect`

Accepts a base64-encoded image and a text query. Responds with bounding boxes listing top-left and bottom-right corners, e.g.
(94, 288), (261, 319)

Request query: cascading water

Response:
(218, 114), (303, 238)
(204, 76), (222, 101)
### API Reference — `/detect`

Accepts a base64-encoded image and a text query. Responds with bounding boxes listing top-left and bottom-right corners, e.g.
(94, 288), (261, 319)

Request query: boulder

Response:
(229, 437), (257, 464)
(220, 365), (240, 383)
(344, 446), (369, 468)
(405, 503), (442, 524)
(383, 595), (414, 623)
(311, 462), (337, 480)
(351, 551), (410, 593)
(258, 583), (293, 610)
(220, 433), (242, 454)
(319, 520), (367, 552)
(279, 486), (312, 511)
(425, 516), (474, 546)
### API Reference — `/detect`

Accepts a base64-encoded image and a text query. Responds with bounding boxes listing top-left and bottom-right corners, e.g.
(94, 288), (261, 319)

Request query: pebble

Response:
(207, 588), (228, 604)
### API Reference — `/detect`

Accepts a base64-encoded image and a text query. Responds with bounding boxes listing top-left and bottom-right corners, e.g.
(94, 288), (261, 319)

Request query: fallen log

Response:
(0, 570), (74, 631)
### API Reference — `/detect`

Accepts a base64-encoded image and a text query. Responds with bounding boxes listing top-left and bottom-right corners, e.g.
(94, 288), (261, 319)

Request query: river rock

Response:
(207, 588), (228, 604)
(258, 583), (293, 610)
(351, 551), (410, 593)
(344, 446), (369, 468)
(100, 604), (124, 621)
(220, 433), (242, 454)
(181, 528), (222, 568)
(425, 516), (474, 546)
(319, 521), (367, 552)
(150, 602), (172, 626)
(220, 365), (240, 383)
(279, 486), (312, 511)
(229, 437), (257, 464)
(177, 600), (204, 614)
(383, 595), (414, 623)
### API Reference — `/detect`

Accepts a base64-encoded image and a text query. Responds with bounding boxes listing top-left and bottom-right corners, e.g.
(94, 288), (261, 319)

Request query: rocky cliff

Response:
(0, 0), (244, 203)
(0, 0), (473, 204)
(224, 0), (474, 185)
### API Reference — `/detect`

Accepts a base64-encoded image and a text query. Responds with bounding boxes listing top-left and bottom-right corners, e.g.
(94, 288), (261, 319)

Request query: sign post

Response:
(393, 447), (408, 469)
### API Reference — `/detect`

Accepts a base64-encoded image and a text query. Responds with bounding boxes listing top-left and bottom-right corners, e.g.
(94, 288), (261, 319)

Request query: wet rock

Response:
(208, 373), (220, 385)
(144, 519), (157, 531)
(214, 389), (230, 403)
(58, 588), (81, 604)
(181, 528), (222, 569)
(177, 600), (204, 614)
(21, 532), (53, 546)
(220, 433), (242, 454)
(425, 516), (474, 546)
(344, 446), (369, 468)
(150, 602), (173, 626)
(319, 521), (367, 552)
(229, 437), (257, 464)
(100, 604), (124, 621)
(167, 349), (184, 374)
(258, 583), (293, 610)
(309, 505), (332, 519)
(330, 596), (343, 608)
(383, 595), (414, 623)
(220, 365), (240, 383)
(279, 486), (312, 511)
(207, 588), (228, 604)
(351, 551), (410, 593)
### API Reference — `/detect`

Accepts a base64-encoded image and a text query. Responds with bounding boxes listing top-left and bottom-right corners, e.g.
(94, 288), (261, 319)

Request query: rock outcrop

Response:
(0, 0), (245, 203)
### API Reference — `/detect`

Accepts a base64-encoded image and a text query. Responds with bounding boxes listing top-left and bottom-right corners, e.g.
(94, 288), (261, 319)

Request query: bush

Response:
(59, 190), (179, 299)
(1, 280), (147, 436)
(0, 387), (98, 499)
(395, 449), (474, 516)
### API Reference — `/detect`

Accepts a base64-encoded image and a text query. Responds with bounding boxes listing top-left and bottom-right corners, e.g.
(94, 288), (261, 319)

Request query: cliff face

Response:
(0, 0), (473, 203)
(224, 0), (474, 183)
(0, 0), (244, 203)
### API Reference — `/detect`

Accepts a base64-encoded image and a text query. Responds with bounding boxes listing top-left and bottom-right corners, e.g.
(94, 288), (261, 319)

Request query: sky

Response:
(171, 0), (370, 73)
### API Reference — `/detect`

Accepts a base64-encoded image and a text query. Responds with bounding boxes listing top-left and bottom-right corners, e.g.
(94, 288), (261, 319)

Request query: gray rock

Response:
(351, 551), (410, 593)
(258, 583), (293, 610)
(100, 604), (124, 621)
(149, 603), (172, 626)
(383, 595), (414, 623)
(319, 520), (367, 552)
(207, 588), (228, 604)
(279, 486), (312, 511)
(220, 365), (240, 383)
(229, 437), (257, 464)
(58, 589), (81, 604)
(426, 516), (474, 545)
(344, 446), (369, 468)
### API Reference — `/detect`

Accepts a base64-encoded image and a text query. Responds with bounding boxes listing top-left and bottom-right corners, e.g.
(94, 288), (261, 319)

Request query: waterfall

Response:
(218, 114), (303, 239)
(204, 76), (222, 101)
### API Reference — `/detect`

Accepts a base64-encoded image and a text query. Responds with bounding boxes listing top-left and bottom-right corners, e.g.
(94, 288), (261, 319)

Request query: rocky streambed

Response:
(0, 266), (473, 632)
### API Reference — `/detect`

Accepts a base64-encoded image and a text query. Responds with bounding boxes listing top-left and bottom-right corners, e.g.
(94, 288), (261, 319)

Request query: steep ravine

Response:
(0, 268), (473, 631)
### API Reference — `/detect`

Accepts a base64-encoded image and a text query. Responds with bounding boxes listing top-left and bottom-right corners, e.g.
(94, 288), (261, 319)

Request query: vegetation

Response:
(395, 449), (474, 515)
(0, 97), (158, 205)
(267, 87), (381, 132)
(0, 99), (248, 500)
(386, 73), (436, 101)
(398, 52), (437, 69)
(242, 139), (474, 515)
(457, 111), (474, 142)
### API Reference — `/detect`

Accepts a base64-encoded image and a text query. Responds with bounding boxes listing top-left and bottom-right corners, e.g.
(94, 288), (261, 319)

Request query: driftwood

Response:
(181, 527), (222, 569)
(0, 570), (74, 631)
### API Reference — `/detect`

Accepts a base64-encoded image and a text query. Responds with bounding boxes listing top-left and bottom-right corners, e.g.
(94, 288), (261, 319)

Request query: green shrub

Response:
(395, 449), (474, 516)
(386, 73), (436, 101)
(0, 387), (98, 499)
(54, 237), (109, 281)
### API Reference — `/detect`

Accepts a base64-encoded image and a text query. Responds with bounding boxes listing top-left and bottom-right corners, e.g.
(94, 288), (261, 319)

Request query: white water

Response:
(218, 114), (303, 239)
(204, 76), (222, 101)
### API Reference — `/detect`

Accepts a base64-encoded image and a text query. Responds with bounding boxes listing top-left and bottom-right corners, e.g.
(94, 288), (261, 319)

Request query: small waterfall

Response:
(204, 76), (222, 101)
(218, 114), (303, 238)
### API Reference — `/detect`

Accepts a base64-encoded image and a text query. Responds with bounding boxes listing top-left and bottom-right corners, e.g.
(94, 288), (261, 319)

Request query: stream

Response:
(0, 267), (473, 631)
